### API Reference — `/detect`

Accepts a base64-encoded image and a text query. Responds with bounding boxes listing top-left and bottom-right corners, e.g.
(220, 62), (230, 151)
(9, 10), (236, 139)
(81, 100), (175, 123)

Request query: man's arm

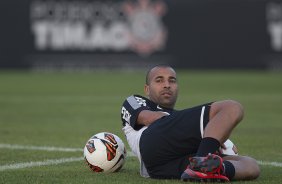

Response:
(136, 110), (169, 126)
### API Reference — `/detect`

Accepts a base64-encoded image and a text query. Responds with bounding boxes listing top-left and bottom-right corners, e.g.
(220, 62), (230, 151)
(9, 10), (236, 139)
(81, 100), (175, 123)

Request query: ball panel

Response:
(100, 139), (118, 161)
(84, 157), (104, 172)
(108, 154), (125, 173)
(104, 133), (118, 145)
(85, 139), (96, 153)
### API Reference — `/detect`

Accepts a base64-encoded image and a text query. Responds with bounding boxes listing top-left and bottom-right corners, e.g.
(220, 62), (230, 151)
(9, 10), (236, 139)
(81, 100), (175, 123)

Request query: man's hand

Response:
(220, 143), (227, 150)
(137, 110), (169, 126)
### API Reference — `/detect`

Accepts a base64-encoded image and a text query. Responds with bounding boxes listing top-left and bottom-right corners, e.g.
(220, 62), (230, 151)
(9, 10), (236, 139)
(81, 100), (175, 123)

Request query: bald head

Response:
(146, 65), (176, 85)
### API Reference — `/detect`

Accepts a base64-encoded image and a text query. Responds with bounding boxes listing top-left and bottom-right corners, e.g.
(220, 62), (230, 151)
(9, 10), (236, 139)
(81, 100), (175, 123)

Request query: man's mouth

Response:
(161, 91), (172, 97)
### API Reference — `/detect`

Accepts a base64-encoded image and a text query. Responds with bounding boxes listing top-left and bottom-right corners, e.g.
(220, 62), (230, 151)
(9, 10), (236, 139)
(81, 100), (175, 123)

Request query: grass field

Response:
(0, 70), (282, 184)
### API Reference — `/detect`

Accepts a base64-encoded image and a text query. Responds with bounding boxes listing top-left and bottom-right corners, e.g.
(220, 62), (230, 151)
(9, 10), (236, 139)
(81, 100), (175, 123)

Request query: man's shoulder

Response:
(123, 94), (158, 110)
(126, 94), (147, 99)
(124, 95), (149, 106)
(125, 95), (150, 104)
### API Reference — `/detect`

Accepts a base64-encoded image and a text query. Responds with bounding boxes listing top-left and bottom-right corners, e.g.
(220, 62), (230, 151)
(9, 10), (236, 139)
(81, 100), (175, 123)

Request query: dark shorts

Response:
(139, 103), (212, 179)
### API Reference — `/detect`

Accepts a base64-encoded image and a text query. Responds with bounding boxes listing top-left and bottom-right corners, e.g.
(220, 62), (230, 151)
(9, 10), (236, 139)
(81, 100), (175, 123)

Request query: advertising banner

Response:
(0, 0), (281, 70)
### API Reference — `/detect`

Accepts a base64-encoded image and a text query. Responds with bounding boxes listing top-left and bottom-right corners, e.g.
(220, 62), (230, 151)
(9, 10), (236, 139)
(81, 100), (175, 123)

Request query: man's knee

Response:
(246, 158), (260, 180)
(211, 100), (244, 122)
(225, 100), (244, 122)
(235, 156), (260, 180)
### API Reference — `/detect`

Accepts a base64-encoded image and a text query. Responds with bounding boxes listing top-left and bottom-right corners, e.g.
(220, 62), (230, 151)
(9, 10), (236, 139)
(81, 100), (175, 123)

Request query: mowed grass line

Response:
(0, 70), (282, 184)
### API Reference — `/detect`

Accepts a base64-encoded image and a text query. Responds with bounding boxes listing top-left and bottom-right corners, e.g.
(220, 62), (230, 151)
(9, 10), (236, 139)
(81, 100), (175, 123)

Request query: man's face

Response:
(144, 67), (178, 109)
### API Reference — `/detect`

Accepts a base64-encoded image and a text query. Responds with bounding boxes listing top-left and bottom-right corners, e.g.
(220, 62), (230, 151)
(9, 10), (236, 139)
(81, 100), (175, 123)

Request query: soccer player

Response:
(120, 65), (260, 182)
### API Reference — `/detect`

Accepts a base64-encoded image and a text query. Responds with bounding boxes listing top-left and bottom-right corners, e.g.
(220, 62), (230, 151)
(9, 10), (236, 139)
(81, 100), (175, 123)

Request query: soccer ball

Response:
(84, 132), (126, 173)
(220, 139), (238, 156)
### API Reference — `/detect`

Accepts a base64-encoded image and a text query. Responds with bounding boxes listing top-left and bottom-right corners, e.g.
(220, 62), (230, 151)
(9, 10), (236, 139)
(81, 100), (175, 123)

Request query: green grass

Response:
(0, 70), (282, 184)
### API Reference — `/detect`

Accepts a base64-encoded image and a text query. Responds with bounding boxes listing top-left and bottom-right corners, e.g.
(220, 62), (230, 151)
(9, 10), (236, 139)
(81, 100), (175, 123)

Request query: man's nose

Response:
(164, 80), (170, 88)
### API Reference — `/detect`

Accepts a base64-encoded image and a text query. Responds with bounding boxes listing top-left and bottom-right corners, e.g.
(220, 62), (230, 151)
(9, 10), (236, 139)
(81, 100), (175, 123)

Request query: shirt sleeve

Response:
(121, 95), (150, 130)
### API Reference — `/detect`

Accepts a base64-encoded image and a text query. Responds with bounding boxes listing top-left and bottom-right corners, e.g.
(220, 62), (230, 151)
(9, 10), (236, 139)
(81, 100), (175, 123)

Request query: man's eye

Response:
(170, 79), (176, 83)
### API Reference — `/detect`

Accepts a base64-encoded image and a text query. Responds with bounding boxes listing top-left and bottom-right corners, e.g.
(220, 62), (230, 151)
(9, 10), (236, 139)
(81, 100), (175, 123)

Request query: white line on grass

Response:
(0, 143), (134, 172)
(1, 144), (281, 171)
(0, 144), (82, 152)
(0, 143), (135, 156)
(257, 160), (282, 167)
(0, 157), (84, 171)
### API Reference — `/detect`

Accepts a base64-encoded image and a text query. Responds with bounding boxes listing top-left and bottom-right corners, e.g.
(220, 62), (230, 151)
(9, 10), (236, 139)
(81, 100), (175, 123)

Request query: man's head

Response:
(144, 65), (178, 109)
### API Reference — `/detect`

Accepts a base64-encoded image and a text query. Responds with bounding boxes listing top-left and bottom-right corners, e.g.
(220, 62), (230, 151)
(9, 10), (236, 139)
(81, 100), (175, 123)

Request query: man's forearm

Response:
(137, 110), (169, 126)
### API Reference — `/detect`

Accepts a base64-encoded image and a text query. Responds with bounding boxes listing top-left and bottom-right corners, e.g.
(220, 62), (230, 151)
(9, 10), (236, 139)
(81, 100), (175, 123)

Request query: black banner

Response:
(0, 0), (281, 70)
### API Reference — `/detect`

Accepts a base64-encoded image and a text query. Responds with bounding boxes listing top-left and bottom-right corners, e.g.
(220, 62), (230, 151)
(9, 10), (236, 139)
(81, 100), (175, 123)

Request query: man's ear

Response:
(144, 84), (149, 96)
